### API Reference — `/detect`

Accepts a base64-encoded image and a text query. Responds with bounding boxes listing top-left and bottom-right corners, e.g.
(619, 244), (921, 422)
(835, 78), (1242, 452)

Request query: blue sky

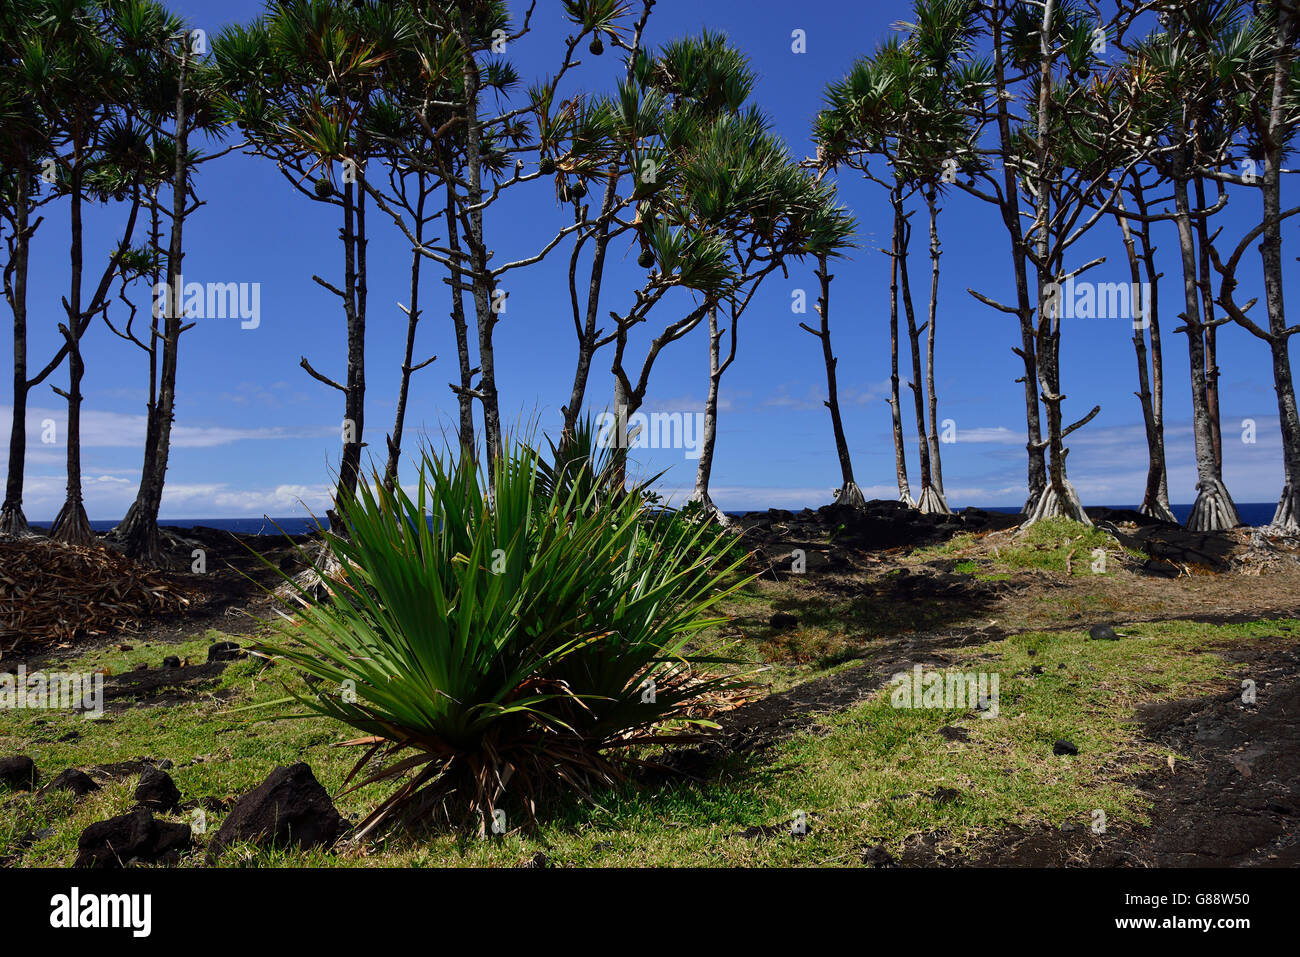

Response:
(5, 0), (1294, 521)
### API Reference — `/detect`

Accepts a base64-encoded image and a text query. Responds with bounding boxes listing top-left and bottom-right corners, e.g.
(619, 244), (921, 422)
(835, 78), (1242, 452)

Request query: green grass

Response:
(2, 617), (1286, 867)
(999, 518), (1138, 574)
(912, 517), (1146, 578)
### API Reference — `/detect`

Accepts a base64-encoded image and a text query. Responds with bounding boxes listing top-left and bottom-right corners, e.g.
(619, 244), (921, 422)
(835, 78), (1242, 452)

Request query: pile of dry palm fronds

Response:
(0, 538), (190, 648)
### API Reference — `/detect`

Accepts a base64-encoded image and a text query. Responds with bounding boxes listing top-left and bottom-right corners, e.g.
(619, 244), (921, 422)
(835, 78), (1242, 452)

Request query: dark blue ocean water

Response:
(26, 502), (1281, 536)
(984, 502), (1278, 527)
(28, 517), (327, 537)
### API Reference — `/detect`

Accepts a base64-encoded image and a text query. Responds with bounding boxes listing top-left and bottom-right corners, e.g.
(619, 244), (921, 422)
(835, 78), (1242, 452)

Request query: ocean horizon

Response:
(23, 502), (1282, 537)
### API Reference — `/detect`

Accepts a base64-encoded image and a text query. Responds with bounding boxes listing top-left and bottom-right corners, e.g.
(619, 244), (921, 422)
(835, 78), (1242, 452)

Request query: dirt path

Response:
(898, 643), (1300, 867)
(697, 505), (1300, 865)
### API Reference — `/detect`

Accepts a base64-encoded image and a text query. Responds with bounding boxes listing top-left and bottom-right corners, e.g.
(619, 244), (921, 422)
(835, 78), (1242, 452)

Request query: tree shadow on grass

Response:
(732, 567), (1009, 668)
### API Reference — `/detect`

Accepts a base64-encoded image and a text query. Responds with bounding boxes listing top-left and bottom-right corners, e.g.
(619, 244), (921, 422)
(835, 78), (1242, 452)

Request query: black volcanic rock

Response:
(207, 763), (342, 861)
(134, 767), (181, 812)
(0, 755), (36, 791)
(44, 769), (100, 797)
(75, 808), (191, 868)
(207, 641), (245, 662)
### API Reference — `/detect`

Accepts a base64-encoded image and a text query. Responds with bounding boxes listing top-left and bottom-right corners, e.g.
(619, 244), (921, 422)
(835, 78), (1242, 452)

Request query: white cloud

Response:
(841, 380), (891, 406)
(164, 483), (333, 515)
(763, 380), (890, 411)
(5, 405), (329, 449)
(951, 425), (1024, 445)
(763, 387), (826, 411)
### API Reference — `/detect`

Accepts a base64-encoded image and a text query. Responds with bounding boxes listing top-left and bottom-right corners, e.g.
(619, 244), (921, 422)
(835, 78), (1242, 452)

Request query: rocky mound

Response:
(733, 500), (1020, 566)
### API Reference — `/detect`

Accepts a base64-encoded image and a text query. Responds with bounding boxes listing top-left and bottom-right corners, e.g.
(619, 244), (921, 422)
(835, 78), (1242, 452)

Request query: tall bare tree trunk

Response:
(1024, 260), (1090, 526)
(119, 192), (164, 545)
(559, 227), (608, 452)
(557, 196), (615, 469)
(688, 305), (727, 523)
(1174, 164), (1240, 531)
(922, 188), (949, 512)
(1194, 174), (1224, 473)
(328, 175), (367, 514)
(443, 177), (475, 457)
(52, 140), (94, 547)
(459, 10), (502, 478)
(897, 193), (946, 515)
(888, 196), (912, 506)
(1259, 6), (1300, 530)
(1135, 183), (1172, 519)
(384, 182), (431, 494)
(1, 157), (34, 538)
(119, 46), (192, 563)
(807, 255), (863, 507)
(610, 374), (634, 493)
(1116, 188), (1175, 523)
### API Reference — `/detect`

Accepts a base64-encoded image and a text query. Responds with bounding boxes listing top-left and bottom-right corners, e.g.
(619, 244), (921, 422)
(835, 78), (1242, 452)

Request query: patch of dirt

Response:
(96, 661), (239, 712)
(891, 642), (1300, 867)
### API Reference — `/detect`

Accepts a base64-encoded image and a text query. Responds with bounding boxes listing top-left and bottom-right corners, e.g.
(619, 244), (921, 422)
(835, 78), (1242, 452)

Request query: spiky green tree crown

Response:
(1, 1), (221, 212)
(815, 0), (990, 191)
(213, 0), (418, 193)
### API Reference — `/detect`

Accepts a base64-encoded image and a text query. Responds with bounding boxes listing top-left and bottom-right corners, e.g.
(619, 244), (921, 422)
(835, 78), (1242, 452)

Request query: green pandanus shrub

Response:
(255, 439), (750, 839)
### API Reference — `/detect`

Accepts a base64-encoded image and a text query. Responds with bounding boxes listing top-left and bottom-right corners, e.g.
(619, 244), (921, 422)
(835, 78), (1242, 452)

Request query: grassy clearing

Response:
(913, 517), (1147, 580)
(717, 519), (1157, 675)
(2, 617), (1287, 867)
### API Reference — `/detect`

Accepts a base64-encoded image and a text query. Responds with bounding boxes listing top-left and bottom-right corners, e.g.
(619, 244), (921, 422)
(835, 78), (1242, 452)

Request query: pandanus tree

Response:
(360, 39), (457, 491)
(110, 8), (230, 564)
(0, 0), (60, 538)
(952, 0), (1131, 517)
(363, 0), (633, 480)
(799, 188), (863, 508)
(214, 0), (410, 517)
(956, 0), (1046, 511)
(676, 113), (855, 523)
(1118, 3), (1253, 530)
(430, 0), (587, 479)
(1210, 0), (1300, 531)
(817, 2), (985, 515)
(549, 0), (659, 458)
(815, 39), (919, 507)
(27, 0), (150, 546)
(1089, 7), (1248, 526)
(359, 2), (513, 462)
(958, 0), (1150, 526)
(1110, 165), (1176, 522)
(601, 32), (764, 478)
(897, 0), (992, 515)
